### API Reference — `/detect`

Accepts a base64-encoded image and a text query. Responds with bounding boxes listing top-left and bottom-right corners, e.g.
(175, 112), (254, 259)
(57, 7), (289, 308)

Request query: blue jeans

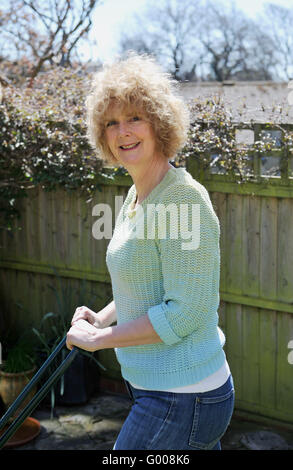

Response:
(114, 375), (235, 450)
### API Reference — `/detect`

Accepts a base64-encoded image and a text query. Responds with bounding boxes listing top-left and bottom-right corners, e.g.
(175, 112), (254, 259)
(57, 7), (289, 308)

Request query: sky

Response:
(80, 0), (293, 63)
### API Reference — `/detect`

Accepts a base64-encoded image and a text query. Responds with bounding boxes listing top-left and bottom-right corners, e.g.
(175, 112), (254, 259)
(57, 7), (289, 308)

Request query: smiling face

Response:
(104, 102), (161, 168)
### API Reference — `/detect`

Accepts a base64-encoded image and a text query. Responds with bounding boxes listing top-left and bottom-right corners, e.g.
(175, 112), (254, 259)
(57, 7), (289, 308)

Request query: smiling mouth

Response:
(119, 142), (140, 150)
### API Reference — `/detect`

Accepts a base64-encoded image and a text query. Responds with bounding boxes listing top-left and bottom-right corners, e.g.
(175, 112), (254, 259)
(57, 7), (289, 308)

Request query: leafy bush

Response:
(0, 66), (103, 230)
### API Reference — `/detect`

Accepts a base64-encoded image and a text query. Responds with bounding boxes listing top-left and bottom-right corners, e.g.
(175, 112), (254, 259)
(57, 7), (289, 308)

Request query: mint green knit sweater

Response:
(106, 166), (226, 389)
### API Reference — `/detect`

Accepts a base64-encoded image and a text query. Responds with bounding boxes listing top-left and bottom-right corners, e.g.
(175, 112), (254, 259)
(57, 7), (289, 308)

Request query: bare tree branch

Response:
(119, 0), (203, 80)
(0, 0), (100, 84)
(258, 3), (293, 80)
(118, 0), (280, 81)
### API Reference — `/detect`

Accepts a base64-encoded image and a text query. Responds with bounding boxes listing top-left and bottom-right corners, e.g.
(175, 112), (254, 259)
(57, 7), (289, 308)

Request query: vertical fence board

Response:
(62, 191), (70, 266)
(225, 302), (243, 402)
(1, 227), (12, 261)
(51, 190), (60, 265)
(14, 270), (26, 332)
(242, 306), (260, 405)
(242, 196), (261, 298)
(39, 188), (53, 264)
(79, 191), (92, 272)
(259, 309), (277, 410)
(260, 197), (278, 300)
(0, 269), (9, 321)
(226, 194), (243, 294)
(10, 196), (27, 261)
(26, 190), (40, 262)
(277, 198), (293, 303)
(51, 189), (68, 266)
(67, 191), (80, 270)
(218, 301), (226, 336)
(211, 192), (227, 293)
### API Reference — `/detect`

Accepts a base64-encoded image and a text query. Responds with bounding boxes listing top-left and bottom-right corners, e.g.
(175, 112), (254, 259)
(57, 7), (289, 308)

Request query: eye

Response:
(130, 116), (140, 122)
(106, 120), (117, 128)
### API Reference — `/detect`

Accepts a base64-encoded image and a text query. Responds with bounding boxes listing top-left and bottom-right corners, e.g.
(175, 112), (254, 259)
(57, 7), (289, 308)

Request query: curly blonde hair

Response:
(85, 53), (190, 165)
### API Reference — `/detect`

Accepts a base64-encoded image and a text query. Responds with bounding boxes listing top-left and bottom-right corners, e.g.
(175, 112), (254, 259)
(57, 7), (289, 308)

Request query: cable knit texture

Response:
(106, 166), (226, 389)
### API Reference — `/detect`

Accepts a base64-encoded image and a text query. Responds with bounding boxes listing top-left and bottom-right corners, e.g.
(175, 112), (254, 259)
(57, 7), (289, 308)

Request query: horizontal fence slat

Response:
(220, 292), (293, 314)
(202, 179), (293, 198)
(0, 260), (111, 283)
(1, 260), (293, 314)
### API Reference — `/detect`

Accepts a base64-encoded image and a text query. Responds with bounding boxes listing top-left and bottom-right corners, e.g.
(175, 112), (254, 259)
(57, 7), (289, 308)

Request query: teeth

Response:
(121, 143), (138, 149)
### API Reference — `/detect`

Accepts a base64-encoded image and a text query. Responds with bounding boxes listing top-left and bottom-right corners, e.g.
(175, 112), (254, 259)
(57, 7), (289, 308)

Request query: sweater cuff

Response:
(148, 303), (182, 345)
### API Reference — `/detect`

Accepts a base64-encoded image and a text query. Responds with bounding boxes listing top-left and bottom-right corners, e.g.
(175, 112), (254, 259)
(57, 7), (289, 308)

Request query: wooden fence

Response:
(0, 123), (293, 427)
(0, 173), (132, 385)
(186, 123), (293, 427)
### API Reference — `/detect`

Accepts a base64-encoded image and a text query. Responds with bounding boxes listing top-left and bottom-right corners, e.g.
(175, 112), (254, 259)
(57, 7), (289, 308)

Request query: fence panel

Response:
(186, 125), (293, 426)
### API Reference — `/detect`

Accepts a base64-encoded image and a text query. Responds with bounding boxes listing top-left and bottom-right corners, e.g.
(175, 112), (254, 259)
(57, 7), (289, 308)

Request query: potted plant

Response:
(0, 338), (37, 417)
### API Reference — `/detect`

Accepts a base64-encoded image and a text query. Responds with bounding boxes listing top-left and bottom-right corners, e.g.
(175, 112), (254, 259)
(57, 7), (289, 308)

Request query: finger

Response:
(71, 306), (90, 325)
(71, 309), (80, 324)
(66, 327), (76, 350)
(72, 307), (85, 325)
(73, 306), (85, 317)
(71, 315), (82, 325)
(66, 337), (73, 351)
(72, 315), (90, 326)
(73, 319), (96, 333)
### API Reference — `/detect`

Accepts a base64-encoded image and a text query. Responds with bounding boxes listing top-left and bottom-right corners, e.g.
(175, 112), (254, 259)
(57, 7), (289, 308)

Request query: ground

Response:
(2, 391), (293, 451)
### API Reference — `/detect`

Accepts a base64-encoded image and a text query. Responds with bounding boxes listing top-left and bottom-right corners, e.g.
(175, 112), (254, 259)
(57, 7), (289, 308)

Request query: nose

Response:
(117, 121), (131, 136)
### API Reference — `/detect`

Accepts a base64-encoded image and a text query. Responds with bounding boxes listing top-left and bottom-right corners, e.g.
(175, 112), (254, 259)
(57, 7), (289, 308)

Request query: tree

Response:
(258, 3), (293, 80)
(119, 0), (204, 80)
(1, 0), (100, 84)
(118, 0), (279, 82)
(197, 0), (276, 81)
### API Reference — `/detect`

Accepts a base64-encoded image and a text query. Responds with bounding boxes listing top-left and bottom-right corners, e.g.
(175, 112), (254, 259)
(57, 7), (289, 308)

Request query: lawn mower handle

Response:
(0, 336), (80, 450)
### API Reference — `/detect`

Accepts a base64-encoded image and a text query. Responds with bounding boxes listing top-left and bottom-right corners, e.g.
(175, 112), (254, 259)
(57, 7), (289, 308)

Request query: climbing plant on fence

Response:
(181, 97), (293, 184)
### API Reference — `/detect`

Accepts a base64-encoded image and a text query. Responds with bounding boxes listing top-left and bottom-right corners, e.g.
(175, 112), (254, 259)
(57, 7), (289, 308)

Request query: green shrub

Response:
(0, 67), (103, 230)
(2, 340), (36, 373)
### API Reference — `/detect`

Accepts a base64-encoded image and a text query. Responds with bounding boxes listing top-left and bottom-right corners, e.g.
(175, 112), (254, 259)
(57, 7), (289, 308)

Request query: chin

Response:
(118, 153), (146, 166)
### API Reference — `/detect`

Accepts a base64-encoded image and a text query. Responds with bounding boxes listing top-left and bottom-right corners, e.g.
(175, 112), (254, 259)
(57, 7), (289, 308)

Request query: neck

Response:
(126, 157), (173, 205)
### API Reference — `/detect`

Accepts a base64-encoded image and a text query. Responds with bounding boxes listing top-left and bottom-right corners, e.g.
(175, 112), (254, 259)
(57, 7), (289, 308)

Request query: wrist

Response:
(95, 312), (108, 329)
(96, 309), (116, 329)
(94, 326), (113, 350)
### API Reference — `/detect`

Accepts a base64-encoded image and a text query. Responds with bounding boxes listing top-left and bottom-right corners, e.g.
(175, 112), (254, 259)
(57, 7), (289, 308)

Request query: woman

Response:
(66, 53), (234, 450)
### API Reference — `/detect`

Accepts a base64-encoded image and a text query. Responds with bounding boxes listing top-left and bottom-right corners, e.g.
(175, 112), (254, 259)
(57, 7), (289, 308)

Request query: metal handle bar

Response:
(0, 336), (80, 449)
